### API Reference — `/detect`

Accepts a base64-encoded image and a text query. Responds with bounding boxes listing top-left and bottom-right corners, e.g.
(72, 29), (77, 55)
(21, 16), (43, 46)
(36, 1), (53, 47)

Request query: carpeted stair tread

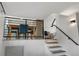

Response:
(48, 46), (61, 48)
(50, 50), (66, 54)
(60, 55), (68, 56)
(46, 42), (58, 44)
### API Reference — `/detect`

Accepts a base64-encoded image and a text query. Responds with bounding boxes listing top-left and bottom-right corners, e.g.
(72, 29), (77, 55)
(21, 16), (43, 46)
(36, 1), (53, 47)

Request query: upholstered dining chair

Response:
(19, 24), (28, 39)
(7, 25), (19, 40)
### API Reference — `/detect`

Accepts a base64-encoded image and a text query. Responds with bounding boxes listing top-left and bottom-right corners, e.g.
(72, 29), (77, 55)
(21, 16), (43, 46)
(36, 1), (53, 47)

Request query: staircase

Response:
(45, 39), (69, 56)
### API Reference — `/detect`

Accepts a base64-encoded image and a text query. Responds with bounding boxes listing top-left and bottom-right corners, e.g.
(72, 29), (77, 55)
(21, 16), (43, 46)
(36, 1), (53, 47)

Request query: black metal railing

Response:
(51, 18), (79, 46)
(0, 2), (6, 14)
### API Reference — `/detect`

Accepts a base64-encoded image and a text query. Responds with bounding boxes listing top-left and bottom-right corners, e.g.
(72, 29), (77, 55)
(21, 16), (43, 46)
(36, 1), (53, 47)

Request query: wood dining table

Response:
(7, 24), (33, 40)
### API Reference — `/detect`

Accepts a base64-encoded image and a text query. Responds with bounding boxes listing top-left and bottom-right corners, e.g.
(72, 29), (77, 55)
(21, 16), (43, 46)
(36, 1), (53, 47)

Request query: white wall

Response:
(44, 14), (57, 34)
(0, 14), (4, 56)
(76, 13), (79, 35)
(56, 14), (79, 56)
(3, 40), (49, 56)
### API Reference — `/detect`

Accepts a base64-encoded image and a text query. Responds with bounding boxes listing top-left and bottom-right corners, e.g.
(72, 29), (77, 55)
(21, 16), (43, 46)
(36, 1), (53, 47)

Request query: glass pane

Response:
(4, 18), (44, 40)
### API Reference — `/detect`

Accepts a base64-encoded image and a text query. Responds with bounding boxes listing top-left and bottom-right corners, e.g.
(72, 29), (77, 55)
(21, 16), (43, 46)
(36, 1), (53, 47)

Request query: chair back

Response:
(19, 24), (28, 33)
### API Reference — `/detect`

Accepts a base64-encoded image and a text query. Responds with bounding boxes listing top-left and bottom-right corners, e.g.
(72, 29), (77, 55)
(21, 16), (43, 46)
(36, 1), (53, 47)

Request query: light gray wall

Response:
(0, 14), (4, 56)
(3, 40), (49, 56)
(44, 14), (57, 34)
(76, 13), (79, 35)
(56, 15), (79, 56)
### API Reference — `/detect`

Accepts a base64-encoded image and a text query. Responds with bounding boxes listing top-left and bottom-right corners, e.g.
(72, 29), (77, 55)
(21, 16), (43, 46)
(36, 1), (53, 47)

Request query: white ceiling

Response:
(2, 2), (79, 19)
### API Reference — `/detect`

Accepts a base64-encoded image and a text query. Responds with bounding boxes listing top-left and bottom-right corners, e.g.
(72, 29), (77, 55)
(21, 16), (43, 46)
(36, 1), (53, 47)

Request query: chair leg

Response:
(30, 33), (32, 39)
(16, 32), (19, 39)
(25, 33), (26, 39)
(8, 32), (12, 40)
(17, 29), (19, 39)
(25, 33), (28, 39)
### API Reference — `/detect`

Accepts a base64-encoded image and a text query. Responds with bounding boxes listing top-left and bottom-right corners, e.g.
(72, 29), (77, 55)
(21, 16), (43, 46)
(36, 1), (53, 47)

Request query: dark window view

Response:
(3, 17), (44, 40)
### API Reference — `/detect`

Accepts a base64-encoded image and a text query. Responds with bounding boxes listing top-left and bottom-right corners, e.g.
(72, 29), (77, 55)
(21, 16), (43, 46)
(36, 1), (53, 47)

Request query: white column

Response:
(0, 14), (4, 56)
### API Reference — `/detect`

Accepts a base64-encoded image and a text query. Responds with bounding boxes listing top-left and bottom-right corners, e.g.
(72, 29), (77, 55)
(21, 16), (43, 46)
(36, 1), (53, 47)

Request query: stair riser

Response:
(45, 40), (58, 42)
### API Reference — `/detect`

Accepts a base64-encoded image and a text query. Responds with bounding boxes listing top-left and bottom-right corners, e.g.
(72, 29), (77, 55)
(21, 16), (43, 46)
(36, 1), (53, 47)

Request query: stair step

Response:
(51, 50), (66, 54)
(46, 42), (58, 44)
(48, 46), (61, 48)
(45, 39), (57, 40)
(45, 40), (57, 42)
(60, 55), (68, 56)
(47, 44), (59, 47)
